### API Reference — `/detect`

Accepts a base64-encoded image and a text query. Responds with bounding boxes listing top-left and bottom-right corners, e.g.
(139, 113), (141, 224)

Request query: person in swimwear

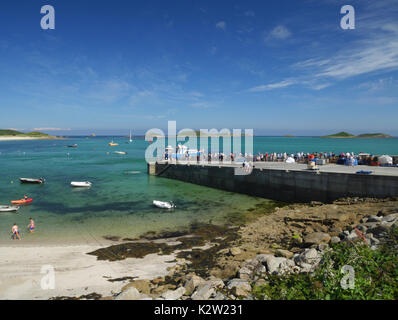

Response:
(11, 223), (21, 240)
(27, 218), (35, 233)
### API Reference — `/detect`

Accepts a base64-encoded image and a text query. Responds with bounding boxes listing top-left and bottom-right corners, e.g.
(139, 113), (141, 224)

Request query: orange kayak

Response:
(11, 198), (33, 205)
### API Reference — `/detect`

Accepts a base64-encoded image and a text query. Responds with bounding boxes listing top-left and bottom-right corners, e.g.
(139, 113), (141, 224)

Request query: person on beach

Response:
(27, 218), (35, 233)
(11, 223), (21, 240)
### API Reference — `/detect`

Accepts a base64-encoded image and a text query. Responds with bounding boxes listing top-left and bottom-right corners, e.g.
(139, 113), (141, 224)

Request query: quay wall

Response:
(148, 162), (398, 203)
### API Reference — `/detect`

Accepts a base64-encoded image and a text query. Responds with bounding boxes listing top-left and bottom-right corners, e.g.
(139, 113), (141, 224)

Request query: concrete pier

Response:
(148, 161), (398, 203)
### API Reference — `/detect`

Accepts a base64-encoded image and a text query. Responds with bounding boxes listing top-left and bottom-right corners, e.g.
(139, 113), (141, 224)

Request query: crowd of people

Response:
(162, 148), (396, 166)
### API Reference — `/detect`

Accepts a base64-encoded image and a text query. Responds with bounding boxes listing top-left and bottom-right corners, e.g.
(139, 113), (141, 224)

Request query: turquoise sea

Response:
(1, 136), (397, 245)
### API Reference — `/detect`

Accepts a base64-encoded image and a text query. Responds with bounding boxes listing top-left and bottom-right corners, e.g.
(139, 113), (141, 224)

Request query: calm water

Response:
(0, 137), (267, 245)
(0, 136), (397, 245)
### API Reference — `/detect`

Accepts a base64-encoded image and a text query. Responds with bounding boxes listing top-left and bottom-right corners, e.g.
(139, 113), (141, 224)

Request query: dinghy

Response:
(109, 138), (118, 146)
(11, 198), (33, 205)
(153, 200), (175, 209)
(114, 151), (127, 155)
(0, 205), (20, 212)
(71, 181), (92, 187)
(19, 178), (45, 184)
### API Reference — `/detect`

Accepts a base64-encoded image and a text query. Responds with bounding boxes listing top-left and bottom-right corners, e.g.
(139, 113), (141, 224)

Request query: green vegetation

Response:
(356, 133), (392, 138)
(322, 131), (356, 138)
(252, 226), (398, 300)
(0, 129), (53, 138)
(322, 131), (392, 138)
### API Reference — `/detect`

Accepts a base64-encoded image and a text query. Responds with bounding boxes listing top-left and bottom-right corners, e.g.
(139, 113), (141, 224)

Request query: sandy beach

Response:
(0, 137), (61, 141)
(0, 243), (178, 300)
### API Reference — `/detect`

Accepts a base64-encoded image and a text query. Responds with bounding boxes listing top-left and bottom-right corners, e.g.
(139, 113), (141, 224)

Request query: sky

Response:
(0, 0), (397, 136)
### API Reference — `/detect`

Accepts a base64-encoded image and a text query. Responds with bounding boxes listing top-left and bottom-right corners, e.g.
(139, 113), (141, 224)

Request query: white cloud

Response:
(267, 25), (291, 40)
(249, 80), (295, 92)
(216, 21), (226, 31)
(209, 46), (217, 55)
(294, 17), (398, 81)
(190, 102), (211, 108)
(33, 128), (71, 131)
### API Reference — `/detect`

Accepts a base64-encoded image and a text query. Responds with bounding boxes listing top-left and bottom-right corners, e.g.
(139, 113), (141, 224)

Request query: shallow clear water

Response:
(1, 136), (397, 245)
(0, 137), (269, 245)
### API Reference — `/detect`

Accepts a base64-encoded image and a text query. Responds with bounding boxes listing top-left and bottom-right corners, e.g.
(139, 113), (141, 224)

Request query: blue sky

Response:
(0, 0), (397, 135)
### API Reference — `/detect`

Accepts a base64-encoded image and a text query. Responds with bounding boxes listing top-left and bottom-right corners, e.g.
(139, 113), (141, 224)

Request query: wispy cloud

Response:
(190, 102), (212, 108)
(216, 21), (226, 31)
(249, 80), (295, 92)
(244, 10), (255, 17)
(33, 128), (72, 131)
(294, 10), (398, 81)
(266, 25), (291, 40)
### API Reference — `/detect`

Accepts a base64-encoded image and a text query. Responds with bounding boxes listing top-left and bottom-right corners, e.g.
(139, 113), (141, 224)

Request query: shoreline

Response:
(0, 136), (65, 141)
(0, 239), (183, 300)
(1, 198), (397, 300)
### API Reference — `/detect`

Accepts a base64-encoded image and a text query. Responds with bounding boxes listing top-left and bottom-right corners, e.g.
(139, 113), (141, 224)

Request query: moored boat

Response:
(109, 138), (118, 146)
(19, 178), (45, 184)
(0, 205), (20, 212)
(71, 181), (92, 187)
(114, 151), (127, 155)
(153, 200), (175, 209)
(11, 198), (33, 205)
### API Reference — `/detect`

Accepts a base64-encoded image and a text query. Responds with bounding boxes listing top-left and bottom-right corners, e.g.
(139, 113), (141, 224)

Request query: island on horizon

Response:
(322, 131), (393, 139)
(0, 129), (63, 141)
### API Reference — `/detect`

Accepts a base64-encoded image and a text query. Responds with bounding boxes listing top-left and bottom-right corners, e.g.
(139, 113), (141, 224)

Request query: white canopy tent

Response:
(286, 157), (295, 164)
(378, 155), (393, 165)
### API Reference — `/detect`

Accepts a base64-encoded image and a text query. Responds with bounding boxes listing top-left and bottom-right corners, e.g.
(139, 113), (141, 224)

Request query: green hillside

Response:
(322, 131), (356, 138)
(356, 133), (392, 138)
(322, 131), (392, 139)
(0, 129), (54, 138)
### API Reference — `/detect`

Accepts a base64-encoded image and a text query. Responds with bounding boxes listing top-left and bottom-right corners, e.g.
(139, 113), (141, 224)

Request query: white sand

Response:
(0, 137), (42, 141)
(0, 244), (177, 300)
(0, 137), (61, 141)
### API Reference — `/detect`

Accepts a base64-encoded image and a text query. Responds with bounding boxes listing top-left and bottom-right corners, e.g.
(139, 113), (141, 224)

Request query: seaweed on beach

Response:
(87, 223), (240, 272)
(50, 292), (102, 300)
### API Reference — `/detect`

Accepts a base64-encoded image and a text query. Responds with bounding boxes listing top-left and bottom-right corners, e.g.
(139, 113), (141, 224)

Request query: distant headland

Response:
(321, 131), (393, 139)
(0, 129), (63, 141)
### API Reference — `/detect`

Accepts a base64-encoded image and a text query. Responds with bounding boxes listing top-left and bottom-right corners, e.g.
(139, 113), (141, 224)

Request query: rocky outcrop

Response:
(112, 205), (398, 301)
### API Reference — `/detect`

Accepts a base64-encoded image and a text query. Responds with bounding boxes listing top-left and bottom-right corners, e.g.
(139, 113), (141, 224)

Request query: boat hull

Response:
(71, 182), (92, 187)
(0, 206), (20, 212)
(11, 199), (33, 205)
(19, 178), (45, 184)
(153, 200), (174, 209)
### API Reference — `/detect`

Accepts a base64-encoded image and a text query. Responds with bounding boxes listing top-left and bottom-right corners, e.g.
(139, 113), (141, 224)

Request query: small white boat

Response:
(71, 181), (92, 188)
(114, 151), (127, 155)
(0, 205), (20, 212)
(153, 200), (175, 209)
